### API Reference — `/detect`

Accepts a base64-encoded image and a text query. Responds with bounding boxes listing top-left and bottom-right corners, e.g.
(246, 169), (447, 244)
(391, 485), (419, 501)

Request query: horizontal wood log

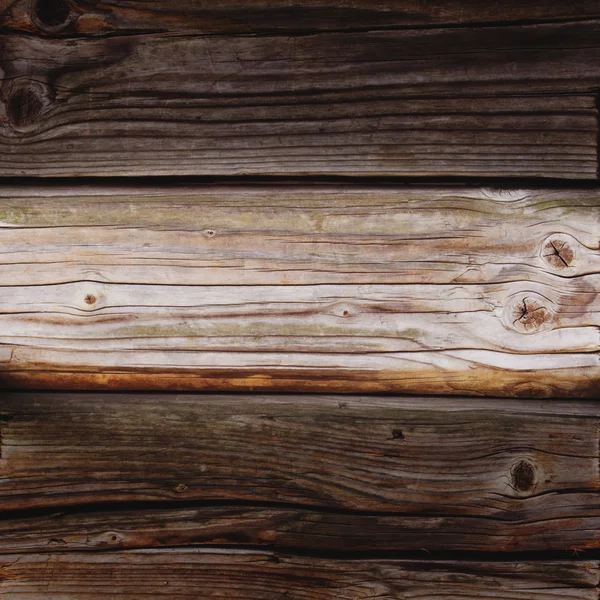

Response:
(2, 393), (600, 553)
(4, 500), (600, 555)
(1, 551), (597, 599)
(1, 186), (598, 396)
(0, 21), (599, 178)
(4, 0), (600, 36)
(3, 185), (600, 286)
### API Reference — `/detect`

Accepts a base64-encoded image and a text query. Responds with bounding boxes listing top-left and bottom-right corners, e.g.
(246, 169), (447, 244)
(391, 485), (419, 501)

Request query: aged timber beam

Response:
(0, 20), (599, 178)
(4, 0), (600, 36)
(0, 551), (598, 599)
(1, 392), (600, 554)
(0, 185), (597, 397)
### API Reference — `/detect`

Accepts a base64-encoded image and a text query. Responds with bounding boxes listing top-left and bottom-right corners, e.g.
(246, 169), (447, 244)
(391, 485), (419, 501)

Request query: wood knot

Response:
(95, 532), (121, 545)
(512, 460), (536, 492)
(336, 304), (354, 318)
(506, 294), (552, 334)
(33, 0), (73, 30)
(5, 86), (45, 128)
(541, 237), (574, 270)
(84, 294), (97, 305)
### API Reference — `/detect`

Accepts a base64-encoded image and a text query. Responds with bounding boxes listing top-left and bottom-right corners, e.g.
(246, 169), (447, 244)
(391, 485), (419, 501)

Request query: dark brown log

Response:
(4, 502), (600, 555)
(0, 21), (598, 178)
(3, 0), (600, 36)
(0, 551), (597, 599)
(1, 393), (600, 553)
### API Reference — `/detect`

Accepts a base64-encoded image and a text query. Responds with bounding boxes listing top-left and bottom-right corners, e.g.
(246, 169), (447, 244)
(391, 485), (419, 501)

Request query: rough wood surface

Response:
(1, 392), (600, 553)
(0, 551), (598, 599)
(1, 551), (597, 599)
(7, 502), (600, 555)
(1, 21), (599, 178)
(0, 186), (598, 396)
(4, 0), (600, 36)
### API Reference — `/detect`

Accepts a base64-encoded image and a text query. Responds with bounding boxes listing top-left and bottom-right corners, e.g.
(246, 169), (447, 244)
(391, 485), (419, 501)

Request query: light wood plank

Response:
(1, 392), (600, 554)
(3, 185), (600, 286)
(1, 186), (598, 396)
(0, 22), (598, 178)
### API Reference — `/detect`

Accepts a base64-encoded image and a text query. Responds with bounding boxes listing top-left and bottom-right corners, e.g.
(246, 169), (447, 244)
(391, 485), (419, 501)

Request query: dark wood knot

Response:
(5, 86), (45, 128)
(512, 460), (536, 492)
(33, 0), (73, 29)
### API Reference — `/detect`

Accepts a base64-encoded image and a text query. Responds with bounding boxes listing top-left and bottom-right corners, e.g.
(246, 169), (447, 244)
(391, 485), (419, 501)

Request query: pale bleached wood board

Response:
(1, 392), (600, 554)
(0, 186), (598, 396)
(5, 0), (600, 36)
(0, 551), (598, 599)
(0, 21), (598, 178)
(2, 185), (600, 286)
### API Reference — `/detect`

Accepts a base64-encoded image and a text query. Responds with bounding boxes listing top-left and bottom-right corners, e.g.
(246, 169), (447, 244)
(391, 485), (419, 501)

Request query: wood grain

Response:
(0, 21), (599, 178)
(4, 0), (600, 36)
(1, 392), (600, 553)
(0, 186), (598, 396)
(8, 502), (600, 554)
(1, 551), (597, 599)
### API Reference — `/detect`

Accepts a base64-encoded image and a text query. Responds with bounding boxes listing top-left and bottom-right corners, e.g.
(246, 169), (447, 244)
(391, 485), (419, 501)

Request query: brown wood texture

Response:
(0, 20), (599, 178)
(4, 0), (600, 36)
(0, 185), (598, 396)
(0, 551), (598, 599)
(1, 392), (600, 553)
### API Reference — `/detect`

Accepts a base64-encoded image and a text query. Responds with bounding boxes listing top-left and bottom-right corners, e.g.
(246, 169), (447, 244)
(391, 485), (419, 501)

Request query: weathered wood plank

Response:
(5, 500), (600, 555)
(1, 393), (600, 553)
(0, 551), (597, 599)
(0, 21), (599, 178)
(0, 552), (594, 599)
(1, 186), (598, 396)
(2, 185), (600, 286)
(5, 0), (600, 36)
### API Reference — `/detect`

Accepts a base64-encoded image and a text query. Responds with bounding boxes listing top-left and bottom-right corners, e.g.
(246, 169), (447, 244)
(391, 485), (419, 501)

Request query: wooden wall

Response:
(1, 1), (600, 597)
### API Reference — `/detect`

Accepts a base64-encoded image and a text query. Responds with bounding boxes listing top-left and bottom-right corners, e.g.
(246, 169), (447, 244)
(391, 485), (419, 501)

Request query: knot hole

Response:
(34, 0), (73, 29)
